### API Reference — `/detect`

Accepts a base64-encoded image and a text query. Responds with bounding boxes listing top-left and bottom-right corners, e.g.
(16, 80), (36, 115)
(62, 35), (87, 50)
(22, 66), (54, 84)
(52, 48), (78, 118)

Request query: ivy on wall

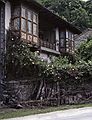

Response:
(6, 30), (92, 85)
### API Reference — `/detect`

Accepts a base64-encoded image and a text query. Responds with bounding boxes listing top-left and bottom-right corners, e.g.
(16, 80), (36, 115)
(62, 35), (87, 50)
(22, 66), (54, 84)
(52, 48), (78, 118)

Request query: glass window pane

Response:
(22, 8), (26, 18)
(21, 32), (26, 39)
(33, 24), (38, 36)
(21, 18), (26, 32)
(28, 11), (32, 21)
(60, 32), (65, 39)
(33, 36), (38, 43)
(33, 13), (38, 23)
(28, 22), (32, 34)
(14, 18), (20, 30)
(13, 7), (20, 17)
(28, 35), (32, 42)
(69, 32), (72, 40)
(60, 39), (65, 47)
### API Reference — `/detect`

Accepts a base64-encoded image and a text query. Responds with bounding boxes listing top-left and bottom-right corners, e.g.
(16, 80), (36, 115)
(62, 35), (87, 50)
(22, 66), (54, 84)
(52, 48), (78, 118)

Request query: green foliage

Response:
(77, 39), (92, 61)
(37, 0), (92, 30)
(6, 31), (47, 79)
(6, 31), (92, 84)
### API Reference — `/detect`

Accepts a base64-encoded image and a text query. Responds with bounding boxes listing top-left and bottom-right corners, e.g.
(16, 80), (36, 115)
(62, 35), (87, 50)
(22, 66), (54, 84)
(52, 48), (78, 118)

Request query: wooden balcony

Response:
(40, 40), (56, 50)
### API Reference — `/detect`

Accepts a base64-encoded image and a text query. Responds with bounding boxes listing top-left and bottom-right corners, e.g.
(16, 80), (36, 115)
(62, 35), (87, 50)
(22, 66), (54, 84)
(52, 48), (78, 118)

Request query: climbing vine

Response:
(4, 30), (92, 106)
(6, 30), (92, 84)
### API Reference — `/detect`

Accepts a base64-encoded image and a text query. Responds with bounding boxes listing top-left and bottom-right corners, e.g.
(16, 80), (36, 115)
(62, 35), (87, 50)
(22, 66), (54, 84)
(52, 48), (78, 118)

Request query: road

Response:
(5, 107), (92, 120)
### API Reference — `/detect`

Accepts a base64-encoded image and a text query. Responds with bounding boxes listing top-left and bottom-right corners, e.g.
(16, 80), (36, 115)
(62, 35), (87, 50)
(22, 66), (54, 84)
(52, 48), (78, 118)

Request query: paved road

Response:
(5, 107), (92, 120)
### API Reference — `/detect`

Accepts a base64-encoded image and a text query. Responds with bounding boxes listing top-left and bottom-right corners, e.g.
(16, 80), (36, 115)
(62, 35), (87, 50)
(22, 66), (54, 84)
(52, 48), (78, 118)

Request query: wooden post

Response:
(36, 80), (43, 100)
(57, 82), (60, 106)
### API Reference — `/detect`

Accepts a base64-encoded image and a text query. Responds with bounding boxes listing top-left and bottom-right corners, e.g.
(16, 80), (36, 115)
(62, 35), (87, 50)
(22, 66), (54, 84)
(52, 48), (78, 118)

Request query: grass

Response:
(0, 103), (92, 119)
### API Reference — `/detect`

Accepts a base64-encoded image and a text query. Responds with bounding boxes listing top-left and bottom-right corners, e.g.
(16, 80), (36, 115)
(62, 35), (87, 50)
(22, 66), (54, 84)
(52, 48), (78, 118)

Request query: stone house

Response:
(0, 0), (81, 103)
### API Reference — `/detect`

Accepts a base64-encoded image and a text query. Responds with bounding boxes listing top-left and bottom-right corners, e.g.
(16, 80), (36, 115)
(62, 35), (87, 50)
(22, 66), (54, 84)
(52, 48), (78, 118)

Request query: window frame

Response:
(20, 6), (39, 44)
(65, 30), (74, 52)
(11, 6), (21, 32)
(59, 31), (66, 49)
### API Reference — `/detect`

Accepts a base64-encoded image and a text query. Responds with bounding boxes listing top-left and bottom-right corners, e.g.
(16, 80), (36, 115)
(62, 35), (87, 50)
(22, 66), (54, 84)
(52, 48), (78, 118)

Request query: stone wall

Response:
(5, 79), (39, 102)
(75, 28), (92, 48)
(4, 79), (92, 107)
(60, 83), (92, 104)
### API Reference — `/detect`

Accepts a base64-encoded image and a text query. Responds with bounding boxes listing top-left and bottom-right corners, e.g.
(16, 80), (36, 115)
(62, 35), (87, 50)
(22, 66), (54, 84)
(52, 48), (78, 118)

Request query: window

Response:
(66, 31), (74, 52)
(13, 7), (20, 17)
(21, 18), (26, 32)
(60, 32), (66, 48)
(22, 8), (26, 18)
(68, 32), (72, 40)
(33, 23), (37, 36)
(21, 8), (38, 44)
(28, 21), (32, 34)
(28, 11), (32, 21)
(14, 18), (20, 30)
(12, 6), (38, 45)
(12, 6), (20, 31)
(33, 13), (38, 23)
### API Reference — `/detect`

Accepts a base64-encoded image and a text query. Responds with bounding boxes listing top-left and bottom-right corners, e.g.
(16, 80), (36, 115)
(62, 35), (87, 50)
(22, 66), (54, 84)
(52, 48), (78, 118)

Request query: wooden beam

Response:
(0, 0), (6, 3)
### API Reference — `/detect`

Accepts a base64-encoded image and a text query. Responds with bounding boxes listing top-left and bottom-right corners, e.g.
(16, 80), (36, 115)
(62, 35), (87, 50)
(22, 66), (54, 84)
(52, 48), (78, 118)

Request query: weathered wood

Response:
(36, 80), (43, 100)
(47, 87), (52, 99)
(31, 83), (38, 96)
(57, 82), (60, 106)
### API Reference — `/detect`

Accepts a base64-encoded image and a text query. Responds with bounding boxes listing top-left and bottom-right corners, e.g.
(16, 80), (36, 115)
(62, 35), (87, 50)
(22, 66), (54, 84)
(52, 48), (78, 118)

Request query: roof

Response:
(75, 28), (92, 40)
(9, 0), (82, 34)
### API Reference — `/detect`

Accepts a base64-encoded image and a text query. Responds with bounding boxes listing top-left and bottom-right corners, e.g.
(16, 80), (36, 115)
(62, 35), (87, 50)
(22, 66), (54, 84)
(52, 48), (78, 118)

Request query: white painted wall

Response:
(4, 1), (11, 52)
(5, 1), (11, 33)
(56, 28), (59, 51)
(39, 53), (50, 62)
(66, 30), (68, 38)
(40, 53), (56, 63)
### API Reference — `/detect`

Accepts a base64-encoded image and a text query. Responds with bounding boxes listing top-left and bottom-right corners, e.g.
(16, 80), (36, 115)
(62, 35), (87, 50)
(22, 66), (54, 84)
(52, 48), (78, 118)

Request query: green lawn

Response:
(0, 104), (92, 119)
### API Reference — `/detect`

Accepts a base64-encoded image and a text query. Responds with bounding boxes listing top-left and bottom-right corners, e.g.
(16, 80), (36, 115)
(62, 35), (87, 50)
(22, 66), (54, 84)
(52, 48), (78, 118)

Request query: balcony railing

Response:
(40, 40), (56, 50)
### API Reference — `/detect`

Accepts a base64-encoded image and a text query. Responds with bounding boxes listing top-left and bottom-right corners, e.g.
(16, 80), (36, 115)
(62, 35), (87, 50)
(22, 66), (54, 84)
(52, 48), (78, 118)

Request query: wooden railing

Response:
(40, 39), (56, 50)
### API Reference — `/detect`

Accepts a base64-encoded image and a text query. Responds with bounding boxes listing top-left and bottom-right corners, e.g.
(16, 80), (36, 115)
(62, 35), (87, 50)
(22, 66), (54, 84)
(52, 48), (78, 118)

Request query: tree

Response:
(37, 0), (92, 30)
(84, 0), (92, 28)
(77, 38), (92, 61)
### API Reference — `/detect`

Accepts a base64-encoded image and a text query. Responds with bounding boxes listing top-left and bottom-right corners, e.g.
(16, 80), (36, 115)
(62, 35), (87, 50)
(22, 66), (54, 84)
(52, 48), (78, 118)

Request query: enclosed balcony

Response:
(11, 3), (39, 49)
(39, 30), (56, 51)
(10, 0), (81, 54)
(39, 11), (60, 54)
(59, 30), (75, 54)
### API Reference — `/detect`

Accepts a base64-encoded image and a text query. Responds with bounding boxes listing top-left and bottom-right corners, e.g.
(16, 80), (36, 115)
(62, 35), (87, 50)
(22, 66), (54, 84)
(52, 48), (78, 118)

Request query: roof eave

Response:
(9, 0), (82, 34)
